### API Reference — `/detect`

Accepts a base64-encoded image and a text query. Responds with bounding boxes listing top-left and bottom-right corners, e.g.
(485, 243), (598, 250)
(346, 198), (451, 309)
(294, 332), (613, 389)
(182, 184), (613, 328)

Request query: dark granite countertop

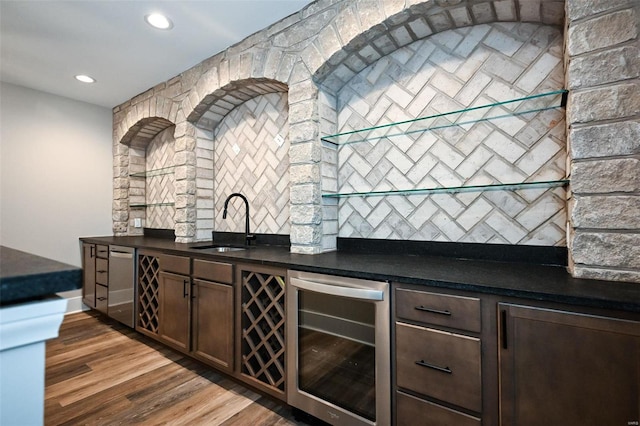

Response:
(80, 236), (640, 313)
(1, 246), (82, 306)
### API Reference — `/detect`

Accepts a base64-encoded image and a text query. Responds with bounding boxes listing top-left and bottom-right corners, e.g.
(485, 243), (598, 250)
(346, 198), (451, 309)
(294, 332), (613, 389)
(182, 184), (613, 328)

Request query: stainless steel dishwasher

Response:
(108, 245), (136, 327)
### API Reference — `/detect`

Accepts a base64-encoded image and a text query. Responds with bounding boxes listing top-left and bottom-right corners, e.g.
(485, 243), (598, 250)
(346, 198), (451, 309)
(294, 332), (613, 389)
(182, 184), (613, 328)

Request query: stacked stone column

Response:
(566, 2), (640, 282)
(173, 119), (198, 243)
(288, 75), (324, 254)
(112, 135), (130, 236)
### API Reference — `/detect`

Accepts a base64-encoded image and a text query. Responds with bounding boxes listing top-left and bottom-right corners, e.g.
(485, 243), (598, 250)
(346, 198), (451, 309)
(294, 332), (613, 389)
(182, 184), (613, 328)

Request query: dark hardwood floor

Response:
(45, 311), (304, 425)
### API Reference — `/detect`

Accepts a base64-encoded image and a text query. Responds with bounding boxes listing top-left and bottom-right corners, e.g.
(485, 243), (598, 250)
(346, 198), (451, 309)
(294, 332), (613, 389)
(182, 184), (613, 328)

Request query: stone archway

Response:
(114, 117), (177, 236)
(185, 77), (290, 241)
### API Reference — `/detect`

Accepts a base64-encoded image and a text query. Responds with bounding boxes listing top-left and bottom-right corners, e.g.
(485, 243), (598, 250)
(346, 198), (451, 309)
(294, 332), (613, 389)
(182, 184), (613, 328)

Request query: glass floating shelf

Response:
(321, 89), (568, 145)
(322, 179), (569, 199)
(129, 202), (175, 208)
(129, 166), (175, 178)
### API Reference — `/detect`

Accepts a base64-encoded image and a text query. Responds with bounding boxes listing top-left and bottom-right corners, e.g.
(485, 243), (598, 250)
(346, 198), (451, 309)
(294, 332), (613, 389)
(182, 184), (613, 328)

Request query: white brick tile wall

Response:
(387, 83), (415, 109)
(431, 29), (464, 51)
(484, 54), (526, 83)
(516, 136), (561, 175)
(331, 23), (566, 245)
(113, 4), (588, 254)
(457, 197), (494, 230)
(428, 48), (464, 74)
(214, 92), (290, 234)
(484, 27), (525, 56)
(486, 211), (527, 243)
(485, 131), (526, 162)
(516, 52), (562, 92)
(431, 72), (464, 98)
(454, 24), (491, 57)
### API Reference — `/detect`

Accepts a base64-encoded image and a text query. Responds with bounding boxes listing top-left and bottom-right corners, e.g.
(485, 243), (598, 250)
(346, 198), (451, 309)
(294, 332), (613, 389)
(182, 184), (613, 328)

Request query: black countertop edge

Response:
(79, 236), (640, 313)
(1, 246), (82, 306)
(338, 237), (568, 266)
(250, 261), (640, 313)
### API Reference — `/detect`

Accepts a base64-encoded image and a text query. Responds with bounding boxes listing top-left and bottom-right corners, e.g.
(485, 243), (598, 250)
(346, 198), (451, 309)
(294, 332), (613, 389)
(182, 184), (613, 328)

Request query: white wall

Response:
(0, 82), (113, 271)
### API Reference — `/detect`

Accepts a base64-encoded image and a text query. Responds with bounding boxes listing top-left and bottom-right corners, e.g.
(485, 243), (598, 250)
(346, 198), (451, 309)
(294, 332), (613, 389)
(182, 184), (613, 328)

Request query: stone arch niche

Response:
(311, 0), (567, 248)
(187, 78), (290, 241)
(116, 117), (176, 236)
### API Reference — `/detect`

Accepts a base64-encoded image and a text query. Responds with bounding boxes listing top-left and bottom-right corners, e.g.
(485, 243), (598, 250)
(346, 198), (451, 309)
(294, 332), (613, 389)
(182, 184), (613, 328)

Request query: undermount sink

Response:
(190, 245), (246, 252)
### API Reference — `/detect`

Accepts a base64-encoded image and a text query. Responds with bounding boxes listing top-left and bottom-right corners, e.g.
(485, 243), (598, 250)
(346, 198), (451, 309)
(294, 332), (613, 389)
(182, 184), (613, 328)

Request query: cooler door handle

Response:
(290, 277), (383, 301)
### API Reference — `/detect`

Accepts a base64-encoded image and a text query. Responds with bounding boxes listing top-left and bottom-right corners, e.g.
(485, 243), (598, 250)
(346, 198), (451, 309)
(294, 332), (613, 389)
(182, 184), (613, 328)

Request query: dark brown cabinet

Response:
(82, 243), (108, 313)
(498, 303), (640, 426)
(79, 241), (640, 426)
(158, 254), (191, 352)
(191, 259), (234, 372)
(82, 243), (96, 308)
(394, 285), (483, 425)
(136, 253), (236, 369)
(394, 285), (640, 426)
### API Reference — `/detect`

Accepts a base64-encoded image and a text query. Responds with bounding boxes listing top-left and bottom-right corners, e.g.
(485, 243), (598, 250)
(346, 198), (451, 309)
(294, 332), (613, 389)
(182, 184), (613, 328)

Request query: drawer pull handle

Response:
(97, 270), (107, 273)
(96, 297), (107, 301)
(415, 306), (451, 316)
(415, 360), (452, 374)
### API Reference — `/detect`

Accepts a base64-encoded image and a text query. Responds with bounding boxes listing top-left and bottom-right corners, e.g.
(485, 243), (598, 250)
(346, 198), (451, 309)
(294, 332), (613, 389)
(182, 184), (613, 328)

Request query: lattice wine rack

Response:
(241, 269), (286, 396)
(138, 253), (160, 335)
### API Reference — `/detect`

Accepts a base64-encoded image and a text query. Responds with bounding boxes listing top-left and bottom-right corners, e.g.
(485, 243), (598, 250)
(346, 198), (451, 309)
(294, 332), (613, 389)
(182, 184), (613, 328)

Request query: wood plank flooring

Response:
(45, 311), (305, 425)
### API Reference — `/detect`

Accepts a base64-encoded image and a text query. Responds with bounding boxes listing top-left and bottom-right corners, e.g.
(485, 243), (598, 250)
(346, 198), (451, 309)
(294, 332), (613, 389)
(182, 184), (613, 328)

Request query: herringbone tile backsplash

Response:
(146, 127), (175, 229)
(336, 22), (566, 246)
(214, 92), (290, 235)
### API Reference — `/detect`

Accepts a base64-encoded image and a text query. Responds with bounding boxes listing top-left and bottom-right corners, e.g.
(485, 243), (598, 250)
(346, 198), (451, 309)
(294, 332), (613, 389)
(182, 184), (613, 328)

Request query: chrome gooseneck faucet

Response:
(222, 193), (255, 246)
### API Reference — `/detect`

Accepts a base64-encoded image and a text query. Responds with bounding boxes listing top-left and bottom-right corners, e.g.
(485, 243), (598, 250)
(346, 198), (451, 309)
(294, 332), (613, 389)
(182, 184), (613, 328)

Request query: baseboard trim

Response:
(64, 295), (89, 314)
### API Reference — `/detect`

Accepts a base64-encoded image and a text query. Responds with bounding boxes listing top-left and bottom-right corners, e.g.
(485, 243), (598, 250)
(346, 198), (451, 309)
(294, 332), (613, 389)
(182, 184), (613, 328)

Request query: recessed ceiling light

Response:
(145, 13), (173, 30)
(75, 75), (96, 83)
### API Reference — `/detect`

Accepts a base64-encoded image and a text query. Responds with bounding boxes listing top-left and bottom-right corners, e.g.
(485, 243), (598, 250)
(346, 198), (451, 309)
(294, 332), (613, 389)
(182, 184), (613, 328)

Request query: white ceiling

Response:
(0, 0), (311, 109)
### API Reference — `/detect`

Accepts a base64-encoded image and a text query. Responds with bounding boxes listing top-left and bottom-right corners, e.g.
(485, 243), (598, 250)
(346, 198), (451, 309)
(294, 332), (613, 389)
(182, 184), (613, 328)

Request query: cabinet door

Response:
(499, 303), (640, 426)
(82, 243), (96, 308)
(159, 271), (191, 352)
(192, 279), (233, 371)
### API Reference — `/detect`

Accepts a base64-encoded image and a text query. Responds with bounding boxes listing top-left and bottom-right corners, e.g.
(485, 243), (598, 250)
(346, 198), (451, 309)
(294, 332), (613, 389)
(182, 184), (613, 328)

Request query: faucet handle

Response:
(246, 233), (256, 245)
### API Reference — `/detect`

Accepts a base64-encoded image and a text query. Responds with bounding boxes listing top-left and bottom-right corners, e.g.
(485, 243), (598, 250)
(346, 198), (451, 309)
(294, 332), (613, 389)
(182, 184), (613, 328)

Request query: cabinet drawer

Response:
(396, 391), (481, 426)
(193, 259), (233, 284)
(159, 254), (190, 275)
(96, 245), (109, 259)
(96, 284), (108, 313)
(396, 288), (481, 332)
(96, 258), (109, 285)
(396, 322), (481, 412)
